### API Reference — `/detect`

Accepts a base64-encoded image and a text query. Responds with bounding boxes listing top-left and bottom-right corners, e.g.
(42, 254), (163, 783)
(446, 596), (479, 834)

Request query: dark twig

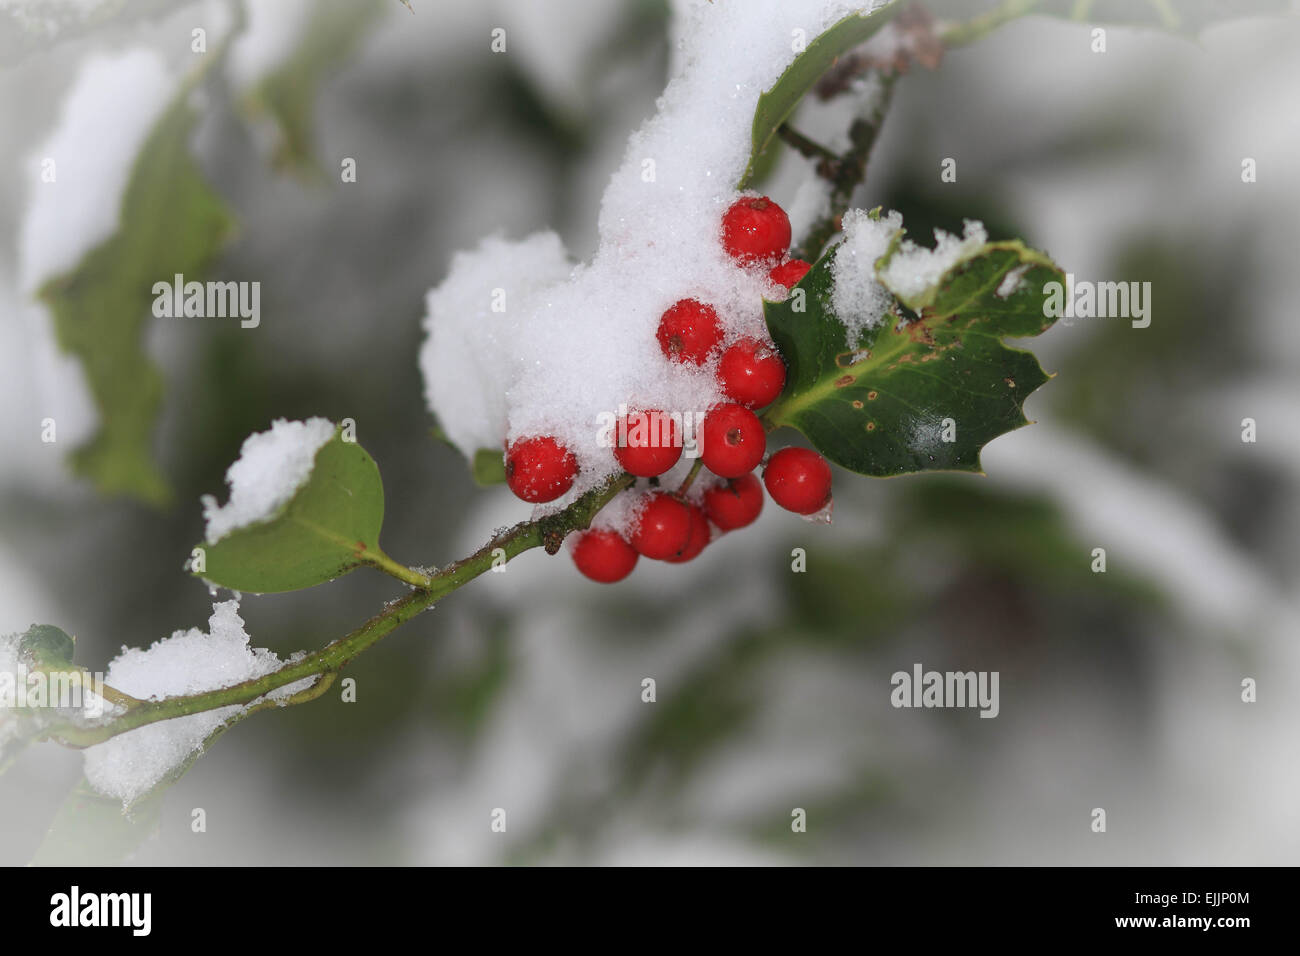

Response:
(792, 72), (898, 263)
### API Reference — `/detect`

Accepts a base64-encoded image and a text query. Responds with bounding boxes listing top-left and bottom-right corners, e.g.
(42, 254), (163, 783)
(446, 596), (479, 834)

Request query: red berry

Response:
(665, 504), (711, 563)
(613, 409), (683, 477)
(505, 436), (577, 503)
(630, 493), (693, 560)
(703, 473), (764, 531)
(763, 447), (832, 515)
(700, 403), (765, 478)
(718, 338), (787, 409)
(769, 258), (811, 288)
(721, 196), (791, 266)
(658, 299), (723, 365)
(571, 529), (638, 583)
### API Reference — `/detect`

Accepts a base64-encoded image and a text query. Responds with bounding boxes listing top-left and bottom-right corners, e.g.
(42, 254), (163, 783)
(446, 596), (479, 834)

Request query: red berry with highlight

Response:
(718, 337), (786, 409)
(763, 447), (832, 515)
(613, 409), (682, 477)
(630, 493), (693, 560)
(721, 196), (791, 266)
(769, 258), (811, 289)
(658, 298), (723, 365)
(701, 403), (766, 478)
(571, 529), (638, 583)
(665, 504), (711, 563)
(703, 473), (764, 531)
(505, 436), (577, 503)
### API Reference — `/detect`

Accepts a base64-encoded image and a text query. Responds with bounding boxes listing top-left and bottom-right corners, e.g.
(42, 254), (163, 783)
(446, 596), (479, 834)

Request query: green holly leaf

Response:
(430, 420), (505, 487)
(195, 428), (389, 594)
(764, 219), (1062, 476)
(472, 448), (506, 486)
(17, 624), (76, 672)
(36, 62), (236, 505)
(740, 1), (903, 189)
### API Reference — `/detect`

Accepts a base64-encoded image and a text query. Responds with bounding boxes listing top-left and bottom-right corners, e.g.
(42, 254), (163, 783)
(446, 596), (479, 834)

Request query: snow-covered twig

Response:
(41, 473), (634, 753)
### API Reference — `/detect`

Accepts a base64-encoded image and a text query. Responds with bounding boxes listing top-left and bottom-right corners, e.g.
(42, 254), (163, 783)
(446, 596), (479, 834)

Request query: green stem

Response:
(677, 458), (705, 495)
(361, 547), (433, 588)
(95, 679), (143, 711)
(46, 473), (634, 749)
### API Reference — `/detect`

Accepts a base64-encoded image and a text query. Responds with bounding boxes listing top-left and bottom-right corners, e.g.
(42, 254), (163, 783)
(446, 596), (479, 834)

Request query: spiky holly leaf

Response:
(764, 218), (1062, 476)
(740, 0), (903, 188)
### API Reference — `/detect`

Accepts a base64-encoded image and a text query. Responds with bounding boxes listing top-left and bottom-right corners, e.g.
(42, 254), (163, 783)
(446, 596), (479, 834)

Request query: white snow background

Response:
(0, 0), (1296, 864)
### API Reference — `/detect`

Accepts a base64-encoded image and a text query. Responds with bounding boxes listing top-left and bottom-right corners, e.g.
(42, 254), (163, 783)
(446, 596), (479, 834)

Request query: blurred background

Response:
(0, 0), (1297, 865)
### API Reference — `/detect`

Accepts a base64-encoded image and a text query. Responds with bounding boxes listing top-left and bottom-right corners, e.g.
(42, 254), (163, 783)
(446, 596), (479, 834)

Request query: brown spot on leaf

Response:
(834, 375), (854, 388)
(866, 422), (877, 431)
(908, 323), (937, 347)
(851, 400), (864, 409)
(890, 353), (916, 369)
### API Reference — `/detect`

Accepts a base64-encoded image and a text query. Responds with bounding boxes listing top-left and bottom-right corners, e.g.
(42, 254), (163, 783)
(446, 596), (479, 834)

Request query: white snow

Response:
(18, 49), (176, 293)
(995, 262), (1031, 299)
(785, 175), (833, 245)
(830, 207), (902, 340)
(82, 601), (311, 806)
(878, 218), (988, 304)
(420, 0), (892, 507)
(422, 233), (574, 462)
(201, 418), (336, 545)
(0, 631), (20, 684)
(11, 49), (177, 454)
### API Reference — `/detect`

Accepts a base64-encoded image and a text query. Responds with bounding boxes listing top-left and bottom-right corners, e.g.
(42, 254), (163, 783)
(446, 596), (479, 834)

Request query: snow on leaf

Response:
(420, 2), (903, 501)
(196, 422), (388, 594)
(764, 212), (1063, 476)
(29, 48), (236, 504)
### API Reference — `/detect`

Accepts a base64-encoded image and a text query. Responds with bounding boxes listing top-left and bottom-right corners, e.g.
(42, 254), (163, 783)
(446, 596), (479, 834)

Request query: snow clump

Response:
(82, 601), (314, 806)
(201, 418), (336, 545)
(419, 0), (894, 504)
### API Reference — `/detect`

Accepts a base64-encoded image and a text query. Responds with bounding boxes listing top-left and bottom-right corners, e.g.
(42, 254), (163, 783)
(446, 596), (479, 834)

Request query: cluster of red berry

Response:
(502, 196), (833, 583)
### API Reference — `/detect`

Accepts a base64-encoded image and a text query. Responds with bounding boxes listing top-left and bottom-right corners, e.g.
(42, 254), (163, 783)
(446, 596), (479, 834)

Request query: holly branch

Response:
(34, 472), (634, 755)
(10, 0), (1106, 810)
